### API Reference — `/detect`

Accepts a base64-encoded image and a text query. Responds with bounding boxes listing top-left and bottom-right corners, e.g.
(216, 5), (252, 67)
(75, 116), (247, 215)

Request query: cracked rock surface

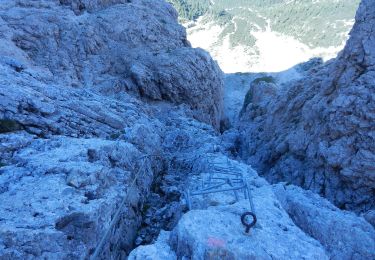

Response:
(130, 151), (375, 259)
(238, 0), (375, 214)
(1, 0), (374, 259)
(0, 0), (223, 258)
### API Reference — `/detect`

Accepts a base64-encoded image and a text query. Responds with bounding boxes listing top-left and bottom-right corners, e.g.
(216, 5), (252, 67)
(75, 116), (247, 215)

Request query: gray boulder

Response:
(128, 231), (176, 260)
(170, 198), (328, 259)
(274, 184), (375, 259)
(0, 0), (223, 129)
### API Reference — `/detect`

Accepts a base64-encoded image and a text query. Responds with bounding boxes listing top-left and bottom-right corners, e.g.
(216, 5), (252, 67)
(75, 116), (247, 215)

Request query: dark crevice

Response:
(134, 158), (187, 247)
(0, 119), (23, 134)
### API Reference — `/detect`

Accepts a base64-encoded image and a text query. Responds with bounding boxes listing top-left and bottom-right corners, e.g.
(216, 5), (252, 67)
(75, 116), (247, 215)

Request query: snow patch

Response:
(185, 18), (345, 74)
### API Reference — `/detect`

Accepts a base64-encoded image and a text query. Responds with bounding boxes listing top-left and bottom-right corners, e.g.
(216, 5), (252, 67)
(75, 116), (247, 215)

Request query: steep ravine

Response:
(0, 0), (374, 259)
(130, 0), (375, 258)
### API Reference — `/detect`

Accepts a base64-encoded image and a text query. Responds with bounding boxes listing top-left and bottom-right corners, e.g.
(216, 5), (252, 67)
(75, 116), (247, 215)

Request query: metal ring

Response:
(241, 212), (257, 233)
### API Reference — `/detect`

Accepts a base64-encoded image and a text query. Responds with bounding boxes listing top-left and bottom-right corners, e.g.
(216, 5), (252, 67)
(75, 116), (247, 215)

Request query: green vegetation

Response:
(108, 130), (125, 140)
(206, 9), (232, 26)
(0, 119), (22, 133)
(170, 0), (360, 49)
(252, 76), (275, 85)
(266, 1), (360, 47)
(0, 162), (7, 168)
(160, 18), (167, 24)
(142, 203), (151, 214)
(241, 76), (275, 113)
(167, 0), (210, 20)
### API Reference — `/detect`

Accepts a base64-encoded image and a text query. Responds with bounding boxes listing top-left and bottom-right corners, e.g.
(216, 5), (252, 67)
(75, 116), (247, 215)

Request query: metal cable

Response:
(89, 155), (157, 259)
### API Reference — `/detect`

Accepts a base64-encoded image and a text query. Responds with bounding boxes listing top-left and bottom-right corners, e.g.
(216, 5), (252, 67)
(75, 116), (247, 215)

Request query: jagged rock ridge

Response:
(238, 0), (375, 216)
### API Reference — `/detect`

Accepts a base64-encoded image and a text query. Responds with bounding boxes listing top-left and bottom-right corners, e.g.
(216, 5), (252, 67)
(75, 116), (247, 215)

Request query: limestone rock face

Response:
(0, 135), (156, 258)
(129, 150), (374, 260)
(170, 197), (328, 259)
(238, 0), (375, 213)
(273, 184), (375, 259)
(1, 0), (374, 258)
(0, 0), (223, 258)
(0, 0), (223, 128)
(126, 47), (223, 128)
(59, 0), (133, 14)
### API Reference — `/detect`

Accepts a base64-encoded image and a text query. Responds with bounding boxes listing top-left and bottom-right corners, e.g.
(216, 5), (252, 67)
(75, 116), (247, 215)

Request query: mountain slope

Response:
(0, 0), (223, 257)
(0, 1), (374, 259)
(238, 0), (375, 216)
(170, 0), (360, 72)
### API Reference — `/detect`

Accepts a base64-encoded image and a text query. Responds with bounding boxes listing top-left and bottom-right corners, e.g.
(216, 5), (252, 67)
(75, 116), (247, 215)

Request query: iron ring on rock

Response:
(241, 212), (257, 233)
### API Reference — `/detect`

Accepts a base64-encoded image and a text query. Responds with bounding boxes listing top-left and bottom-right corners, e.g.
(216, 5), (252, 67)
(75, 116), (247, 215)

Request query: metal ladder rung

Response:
(190, 185), (246, 196)
(209, 177), (243, 181)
